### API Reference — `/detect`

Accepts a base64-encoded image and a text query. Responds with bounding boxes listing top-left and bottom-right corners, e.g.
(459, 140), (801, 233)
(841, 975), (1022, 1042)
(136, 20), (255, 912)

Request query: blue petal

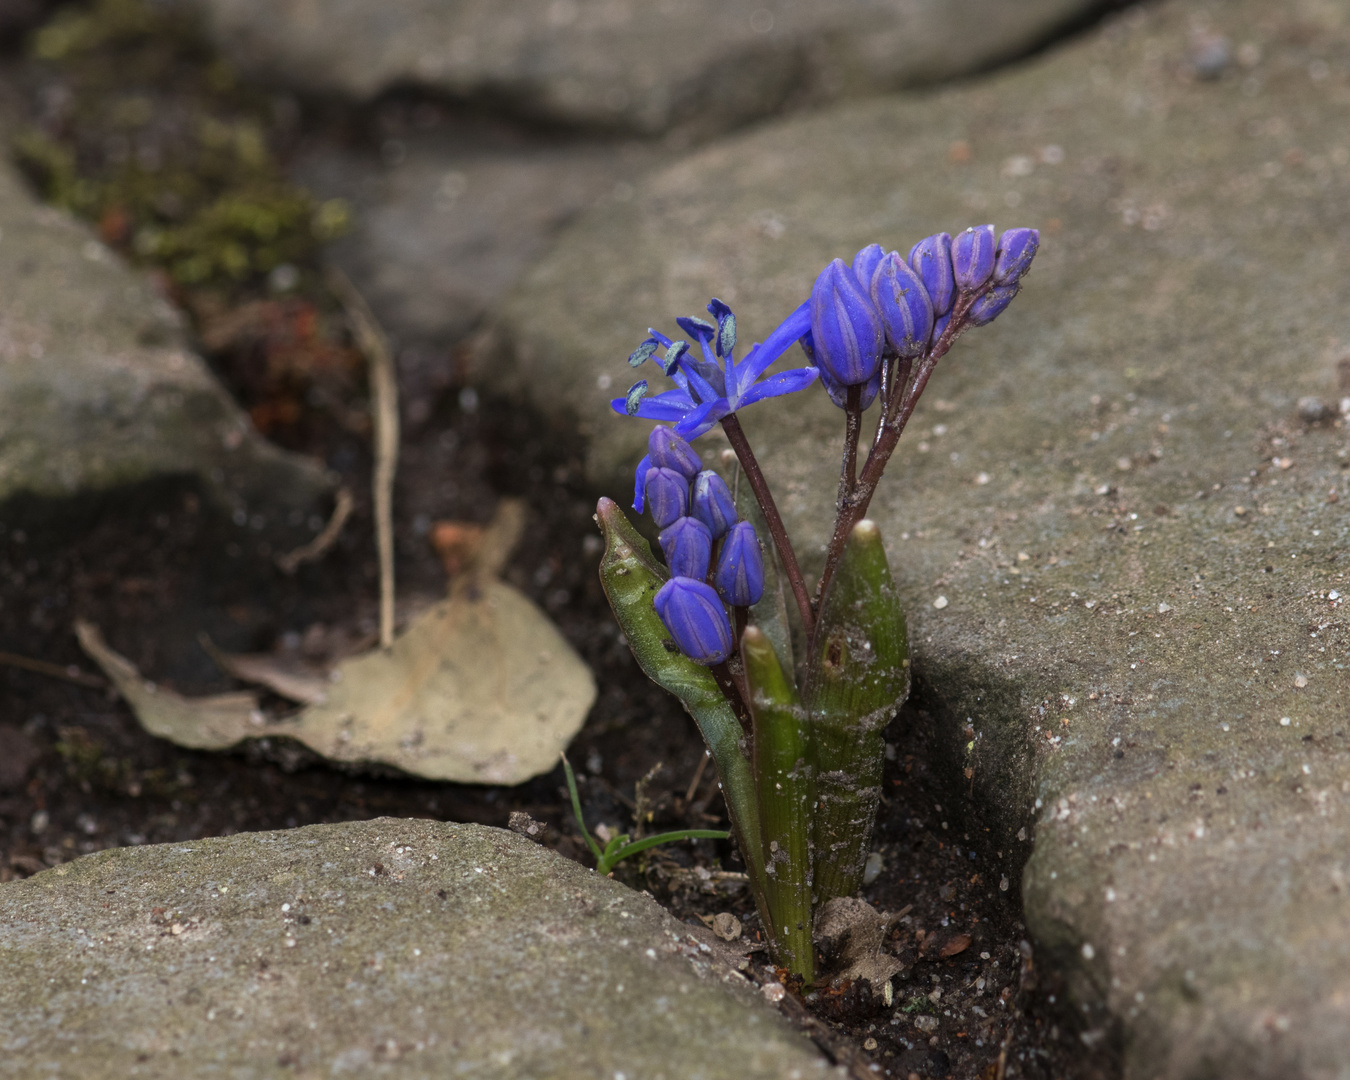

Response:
(678, 357), (723, 405)
(631, 453), (651, 513)
(672, 398), (726, 440)
(730, 301), (811, 401)
(736, 366), (819, 408)
(610, 389), (697, 422)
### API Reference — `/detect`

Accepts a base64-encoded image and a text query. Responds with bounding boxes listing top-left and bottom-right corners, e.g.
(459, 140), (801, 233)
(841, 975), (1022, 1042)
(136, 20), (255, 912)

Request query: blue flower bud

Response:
(931, 310), (952, 346)
(648, 426), (701, 479)
(952, 224), (996, 292)
(809, 258), (884, 388)
(852, 243), (886, 291)
(992, 228), (1039, 285)
(691, 470), (737, 538)
(654, 577), (734, 666)
(907, 232), (955, 316)
(625, 381), (649, 415)
(713, 521), (765, 607)
(817, 358), (880, 411)
(968, 283), (1019, 327)
(707, 298), (737, 358)
(644, 466), (689, 528)
(871, 250), (934, 359)
(659, 516), (713, 579)
(628, 337), (660, 367)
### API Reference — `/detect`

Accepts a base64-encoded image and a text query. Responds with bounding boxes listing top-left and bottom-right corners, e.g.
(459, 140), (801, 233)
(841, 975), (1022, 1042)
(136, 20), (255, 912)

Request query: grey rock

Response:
(294, 127), (657, 363)
(0, 153), (333, 546)
(197, 0), (1109, 137)
(486, 0), (1350, 1075)
(0, 818), (836, 1080)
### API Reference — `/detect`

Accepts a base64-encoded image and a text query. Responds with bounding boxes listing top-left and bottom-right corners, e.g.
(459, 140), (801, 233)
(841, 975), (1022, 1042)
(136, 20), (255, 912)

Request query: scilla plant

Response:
(594, 225), (1038, 983)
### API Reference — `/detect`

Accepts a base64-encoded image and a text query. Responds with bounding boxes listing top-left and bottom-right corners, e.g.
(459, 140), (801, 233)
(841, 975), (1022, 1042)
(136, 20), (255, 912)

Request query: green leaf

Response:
(594, 498), (766, 897)
(608, 829), (730, 865)
(803, 519), (910, 903)
(563, 753), (606, 866)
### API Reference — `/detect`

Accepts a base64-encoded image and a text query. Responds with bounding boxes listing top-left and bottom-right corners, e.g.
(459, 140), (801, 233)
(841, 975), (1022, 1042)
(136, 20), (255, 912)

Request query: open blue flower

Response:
(615, 298), (817, 512)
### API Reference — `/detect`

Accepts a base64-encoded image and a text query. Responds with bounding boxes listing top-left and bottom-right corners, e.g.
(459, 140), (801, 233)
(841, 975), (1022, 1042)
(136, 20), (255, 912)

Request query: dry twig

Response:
(326, 267), (399, 649)
(275, 486), (354, 574)
(0, 649), (105, 689)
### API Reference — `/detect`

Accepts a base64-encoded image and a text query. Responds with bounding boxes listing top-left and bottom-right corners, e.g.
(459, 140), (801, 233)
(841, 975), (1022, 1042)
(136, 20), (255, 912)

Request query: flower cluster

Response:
(614, 223), (1037, 669)
(638, 426), (765, 666)
(805, 225), (1038, 406)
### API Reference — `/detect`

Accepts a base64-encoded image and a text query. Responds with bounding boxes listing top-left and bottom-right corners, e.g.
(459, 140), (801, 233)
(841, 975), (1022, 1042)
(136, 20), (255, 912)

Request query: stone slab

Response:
(486, 0), (1350, 1075)
(196, 0), (1108, 137)
(0, 818), (836, 1079)
(293, 127), (657, 357)
(0, 152), (334, 547)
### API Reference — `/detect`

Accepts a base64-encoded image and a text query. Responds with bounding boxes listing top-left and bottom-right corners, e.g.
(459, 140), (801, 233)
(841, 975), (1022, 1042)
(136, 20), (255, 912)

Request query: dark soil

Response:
(0, 4), (1121, 1077)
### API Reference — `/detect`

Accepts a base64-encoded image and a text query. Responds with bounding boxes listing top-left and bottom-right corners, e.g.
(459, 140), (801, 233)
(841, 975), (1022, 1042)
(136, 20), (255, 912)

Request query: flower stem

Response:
(711, 661), (751, 728)
(837, 383), (862, 511)
(813, 292), (982, 618)
(720, 413), (815, 641)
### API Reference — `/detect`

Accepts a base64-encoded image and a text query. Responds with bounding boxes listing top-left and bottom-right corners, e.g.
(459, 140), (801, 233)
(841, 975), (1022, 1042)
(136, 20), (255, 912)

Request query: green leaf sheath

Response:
(742, 626), (815, 982)
(594, 499), (769, 902)
(803, 520), (910, 903)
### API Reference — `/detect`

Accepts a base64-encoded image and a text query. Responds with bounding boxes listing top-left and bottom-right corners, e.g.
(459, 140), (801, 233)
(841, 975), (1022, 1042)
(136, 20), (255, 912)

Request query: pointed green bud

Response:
(804, 519), (909, 903)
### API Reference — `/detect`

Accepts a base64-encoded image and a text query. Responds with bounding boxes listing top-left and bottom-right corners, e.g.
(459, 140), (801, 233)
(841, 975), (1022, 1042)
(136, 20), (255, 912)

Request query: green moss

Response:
(12, 0), (347, 296)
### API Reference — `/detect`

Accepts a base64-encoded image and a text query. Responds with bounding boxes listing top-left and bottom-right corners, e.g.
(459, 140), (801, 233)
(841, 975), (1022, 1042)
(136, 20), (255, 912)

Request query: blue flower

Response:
(908, 233), (955, 318)
(691, 470), (738, 539)
(659, 516), (714, 579)
(968, 283), (1020, 326)
(644, 467), (689, 528)
(713, 521), (765, 607)
(615, 298), (817, 511)
(613, 299), (817, 438)
(870, 250), (934, 360)
(992, 228), (1040, 286)
(654, 577), (735, 666)
(809, 258), (884, 388)
(647, 426), (701, 478)
(952, 224), (997, 292)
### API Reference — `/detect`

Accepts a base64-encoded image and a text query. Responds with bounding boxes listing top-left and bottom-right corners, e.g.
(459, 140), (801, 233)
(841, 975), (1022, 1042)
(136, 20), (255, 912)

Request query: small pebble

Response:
(933, 595), (949, 609)
(1280, 717), (1292, 727)
(761, 982), (786, 1002)
(1295, 674), (1308, 689)
(863, 1037), (878, 1051)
